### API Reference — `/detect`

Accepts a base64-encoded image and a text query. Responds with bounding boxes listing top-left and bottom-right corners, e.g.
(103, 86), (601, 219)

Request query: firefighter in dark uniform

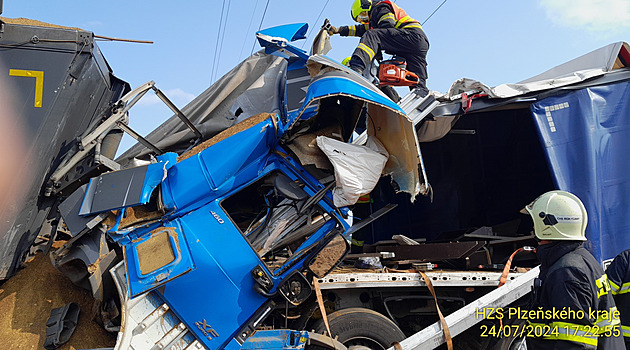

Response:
(329, 0), (430, 96)
(606, 249), (630, 349)
(522, 190), (624, 350)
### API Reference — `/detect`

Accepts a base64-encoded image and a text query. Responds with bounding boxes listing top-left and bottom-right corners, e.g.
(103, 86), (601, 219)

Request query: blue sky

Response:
(3, 0), (630, 153)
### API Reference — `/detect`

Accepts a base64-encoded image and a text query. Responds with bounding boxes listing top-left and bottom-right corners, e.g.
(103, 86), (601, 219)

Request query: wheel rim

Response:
(345, 336), (387, 350)
(348, 346), (373, 350)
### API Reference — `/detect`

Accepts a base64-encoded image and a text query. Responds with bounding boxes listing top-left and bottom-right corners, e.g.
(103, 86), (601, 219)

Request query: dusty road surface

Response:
(0, 252), (116, 349)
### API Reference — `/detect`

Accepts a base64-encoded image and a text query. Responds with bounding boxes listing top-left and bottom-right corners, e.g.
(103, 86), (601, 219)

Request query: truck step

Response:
(110, 262), (200, 350)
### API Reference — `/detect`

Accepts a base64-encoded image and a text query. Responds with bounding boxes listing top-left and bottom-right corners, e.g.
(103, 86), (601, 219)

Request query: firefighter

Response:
(522, 190), (624, 350)
(606, 249), (630, 349)
(328, 0), (429, 96)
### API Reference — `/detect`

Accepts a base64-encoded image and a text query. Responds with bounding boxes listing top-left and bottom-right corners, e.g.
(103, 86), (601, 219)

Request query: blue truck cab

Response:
(108, 114), (349, 348)
(70, 23), (424, 349)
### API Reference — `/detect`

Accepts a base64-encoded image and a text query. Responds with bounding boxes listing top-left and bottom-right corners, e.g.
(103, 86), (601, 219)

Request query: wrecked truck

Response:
(4, 10), (630, 349)
(1, 16), (422, 348)
(45, 23), (426, 349)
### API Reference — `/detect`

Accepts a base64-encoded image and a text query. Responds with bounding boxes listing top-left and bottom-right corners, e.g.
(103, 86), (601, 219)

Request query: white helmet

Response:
(521, 190), (588, 241)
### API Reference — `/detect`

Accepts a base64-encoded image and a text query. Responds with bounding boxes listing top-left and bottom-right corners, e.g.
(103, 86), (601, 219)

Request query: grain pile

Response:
(0, 17), (83, 31)
(137, 228), (177, 275)
(0, 252), (116, 349)
(102, 205), (163, 231)
(178, 113), (275, 161)
(309, 236), (347, 277)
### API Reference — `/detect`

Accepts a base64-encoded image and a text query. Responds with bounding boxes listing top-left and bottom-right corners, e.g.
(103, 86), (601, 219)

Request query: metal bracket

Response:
(47, 81), (201, 196)
(152, 87), (202, 139)
(116, 121), (163, 155)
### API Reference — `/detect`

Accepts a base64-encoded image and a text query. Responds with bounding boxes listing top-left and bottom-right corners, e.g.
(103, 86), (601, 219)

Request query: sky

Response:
(3, 0), (630, 154)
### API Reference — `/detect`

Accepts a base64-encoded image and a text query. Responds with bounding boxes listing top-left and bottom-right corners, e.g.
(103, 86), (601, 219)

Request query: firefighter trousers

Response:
(349, 27), (429, 92)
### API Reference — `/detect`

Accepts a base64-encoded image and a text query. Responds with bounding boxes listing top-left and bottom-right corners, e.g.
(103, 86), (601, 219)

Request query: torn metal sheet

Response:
(311, 26), (332, 56)
(79, 157), (172, 216)
(117, 52), (287, 165)
(59, 184), (96, 236)
(444, 41), (630, 100)
(296, 55), (423, 200)
(366, 100), (423, 199)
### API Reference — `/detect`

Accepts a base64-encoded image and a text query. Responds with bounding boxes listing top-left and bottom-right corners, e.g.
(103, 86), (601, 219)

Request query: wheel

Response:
(313, 308), (405, 350)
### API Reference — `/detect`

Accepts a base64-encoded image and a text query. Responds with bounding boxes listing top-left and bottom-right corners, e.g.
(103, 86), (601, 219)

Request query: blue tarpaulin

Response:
(530, 80), (630, 263)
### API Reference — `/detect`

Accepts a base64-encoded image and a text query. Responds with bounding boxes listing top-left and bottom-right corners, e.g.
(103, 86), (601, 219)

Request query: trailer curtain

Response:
(530, 80), (630, 263)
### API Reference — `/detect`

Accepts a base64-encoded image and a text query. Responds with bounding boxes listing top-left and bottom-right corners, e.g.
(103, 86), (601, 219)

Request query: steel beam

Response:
(388, 266), (539, 350)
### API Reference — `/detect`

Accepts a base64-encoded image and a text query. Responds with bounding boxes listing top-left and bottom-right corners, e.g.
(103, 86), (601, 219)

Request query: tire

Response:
(313, 308), (405, 350)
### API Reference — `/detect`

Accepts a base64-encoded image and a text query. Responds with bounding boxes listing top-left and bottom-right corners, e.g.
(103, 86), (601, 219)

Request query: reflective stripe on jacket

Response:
(380, 0), (422, 29)
(606, 249), (630, 342)
(339, 1), (422, 37)
(526, 242), (625, 350)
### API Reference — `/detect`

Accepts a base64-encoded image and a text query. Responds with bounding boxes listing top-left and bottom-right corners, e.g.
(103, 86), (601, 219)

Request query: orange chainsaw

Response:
(378, 58), (419, 87)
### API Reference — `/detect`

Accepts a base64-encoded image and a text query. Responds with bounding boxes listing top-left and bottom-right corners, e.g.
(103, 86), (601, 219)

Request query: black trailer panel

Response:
(0, 19), (129, 279)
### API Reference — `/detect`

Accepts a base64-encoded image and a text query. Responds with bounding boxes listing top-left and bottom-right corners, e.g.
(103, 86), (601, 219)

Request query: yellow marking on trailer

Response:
(9, 69), (44, 108)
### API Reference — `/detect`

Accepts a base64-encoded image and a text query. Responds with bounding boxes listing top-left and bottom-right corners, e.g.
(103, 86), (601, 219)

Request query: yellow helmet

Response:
(351, 0), (372, 23)
(521, 190), (588, 241)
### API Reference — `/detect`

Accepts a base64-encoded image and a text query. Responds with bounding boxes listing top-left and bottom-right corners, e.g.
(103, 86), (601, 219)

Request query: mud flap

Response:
(43, 302), (80, 350)
(123, 220), (194, 298)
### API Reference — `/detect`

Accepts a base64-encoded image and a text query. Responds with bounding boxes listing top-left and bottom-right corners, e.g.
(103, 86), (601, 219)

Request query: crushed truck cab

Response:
(57, 23), (425, 349)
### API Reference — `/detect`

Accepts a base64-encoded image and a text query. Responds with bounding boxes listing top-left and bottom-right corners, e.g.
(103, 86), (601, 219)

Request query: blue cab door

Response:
(123, 219), (195, 298)
(156, 200), (269, 348)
